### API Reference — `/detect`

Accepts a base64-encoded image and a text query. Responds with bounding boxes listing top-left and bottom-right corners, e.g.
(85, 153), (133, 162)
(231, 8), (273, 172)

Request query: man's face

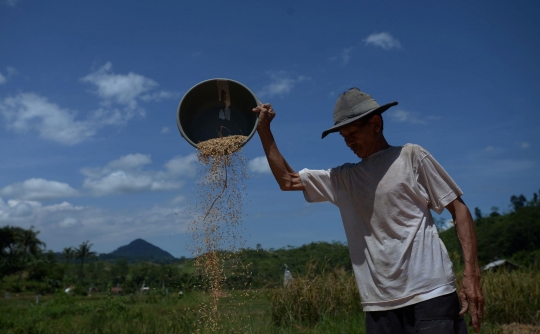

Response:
(339, 118), (377, 159)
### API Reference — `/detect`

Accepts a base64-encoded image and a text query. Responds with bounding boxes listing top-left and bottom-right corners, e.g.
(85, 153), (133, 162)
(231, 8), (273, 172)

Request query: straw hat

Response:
(321, 88), (398, 138)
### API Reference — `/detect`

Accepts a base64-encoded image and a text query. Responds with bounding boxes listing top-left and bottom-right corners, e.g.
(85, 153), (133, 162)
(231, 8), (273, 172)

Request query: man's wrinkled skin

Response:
(447, 198), (485, 333)
(253, 103), (485, 333)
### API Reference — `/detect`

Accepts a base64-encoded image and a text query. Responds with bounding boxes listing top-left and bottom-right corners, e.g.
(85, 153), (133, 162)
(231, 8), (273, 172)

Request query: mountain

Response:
(105, 239), (176, 262)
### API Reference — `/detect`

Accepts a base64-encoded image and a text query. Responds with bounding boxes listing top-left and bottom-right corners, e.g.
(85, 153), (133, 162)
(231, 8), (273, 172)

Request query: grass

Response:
(1, 267), (538, 333)
(479, 269), (540, 326)
(268, 261), (361, 327)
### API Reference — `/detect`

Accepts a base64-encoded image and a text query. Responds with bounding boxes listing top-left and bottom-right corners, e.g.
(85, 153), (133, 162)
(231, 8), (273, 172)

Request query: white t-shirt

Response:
(298, 144), (462, 311)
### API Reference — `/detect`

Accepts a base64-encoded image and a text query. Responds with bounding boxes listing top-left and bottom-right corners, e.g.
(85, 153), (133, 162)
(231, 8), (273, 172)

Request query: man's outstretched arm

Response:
(252, 103), (305, 191)
(446, 197), (485, 333)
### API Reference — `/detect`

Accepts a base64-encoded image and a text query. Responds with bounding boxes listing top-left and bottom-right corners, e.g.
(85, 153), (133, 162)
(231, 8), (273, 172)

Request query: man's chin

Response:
(354, 151), (364, 159)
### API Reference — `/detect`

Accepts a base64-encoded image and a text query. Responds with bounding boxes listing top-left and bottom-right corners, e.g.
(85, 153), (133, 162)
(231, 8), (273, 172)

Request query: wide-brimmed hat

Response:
(321, 88), (398, 138)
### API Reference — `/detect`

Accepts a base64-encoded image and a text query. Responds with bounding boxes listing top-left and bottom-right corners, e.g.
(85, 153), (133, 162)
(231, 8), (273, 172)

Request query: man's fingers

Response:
(458, 291), (469, 316)
(252, 103), (272, 113)
(473, 296), (484, 333)
(469, 303), (481, 333)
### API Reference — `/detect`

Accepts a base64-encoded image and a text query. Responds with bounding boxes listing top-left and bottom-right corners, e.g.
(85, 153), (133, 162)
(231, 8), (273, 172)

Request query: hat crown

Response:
(333, 88), (380, 125)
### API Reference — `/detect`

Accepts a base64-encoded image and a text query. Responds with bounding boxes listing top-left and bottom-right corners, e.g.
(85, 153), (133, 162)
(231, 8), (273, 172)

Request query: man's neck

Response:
(365, 135), (390, 158)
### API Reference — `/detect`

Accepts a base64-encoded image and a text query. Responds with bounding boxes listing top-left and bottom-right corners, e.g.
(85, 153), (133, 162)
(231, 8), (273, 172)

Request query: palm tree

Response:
(16, 226), (45, 258)
(15, 226), (45, 287)
(76, 240), (96, 279)
(62, 247), (75, 266)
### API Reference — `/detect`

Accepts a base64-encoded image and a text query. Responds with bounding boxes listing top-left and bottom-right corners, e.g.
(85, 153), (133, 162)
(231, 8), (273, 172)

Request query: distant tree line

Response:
(2, 189), (539, 295)
(441, 189), (540, 268)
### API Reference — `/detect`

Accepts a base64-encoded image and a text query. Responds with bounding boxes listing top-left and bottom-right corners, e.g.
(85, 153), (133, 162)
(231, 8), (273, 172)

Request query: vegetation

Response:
(440, 190), (540, 267)
(268, 260), (362, 327)
(1, 267), (537, 333)
(0, 190), (539, 332)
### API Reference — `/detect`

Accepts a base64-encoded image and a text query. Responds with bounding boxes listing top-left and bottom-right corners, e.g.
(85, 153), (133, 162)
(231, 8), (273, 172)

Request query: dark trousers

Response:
(366, 292), (468, 334)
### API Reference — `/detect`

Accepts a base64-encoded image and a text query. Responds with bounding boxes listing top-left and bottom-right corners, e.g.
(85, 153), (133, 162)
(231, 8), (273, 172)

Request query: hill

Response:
(439, 193), (540, 267)
(100, 239), (177, 263)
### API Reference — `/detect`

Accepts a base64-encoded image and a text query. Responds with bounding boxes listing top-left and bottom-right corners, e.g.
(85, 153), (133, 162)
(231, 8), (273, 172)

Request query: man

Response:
(252, 88), (484, 334)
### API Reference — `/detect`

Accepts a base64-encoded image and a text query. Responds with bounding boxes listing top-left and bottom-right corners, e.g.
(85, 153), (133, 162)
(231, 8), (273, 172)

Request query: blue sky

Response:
(1, 0), (539, 257)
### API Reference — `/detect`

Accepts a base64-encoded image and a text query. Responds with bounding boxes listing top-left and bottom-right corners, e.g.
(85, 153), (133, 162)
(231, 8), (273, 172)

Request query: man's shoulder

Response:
(401, 143), (430, 158)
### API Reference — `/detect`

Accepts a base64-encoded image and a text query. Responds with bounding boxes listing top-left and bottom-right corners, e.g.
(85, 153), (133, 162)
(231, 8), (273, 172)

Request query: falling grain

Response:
(189, 135), (252, 333)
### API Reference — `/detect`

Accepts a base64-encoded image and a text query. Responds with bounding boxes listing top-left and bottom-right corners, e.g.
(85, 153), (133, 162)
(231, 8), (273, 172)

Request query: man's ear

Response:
(371, 115), (382, 133)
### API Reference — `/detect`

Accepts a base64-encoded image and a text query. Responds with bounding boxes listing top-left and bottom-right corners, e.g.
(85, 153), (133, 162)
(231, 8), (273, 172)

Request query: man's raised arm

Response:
(252, 103), (305, 191)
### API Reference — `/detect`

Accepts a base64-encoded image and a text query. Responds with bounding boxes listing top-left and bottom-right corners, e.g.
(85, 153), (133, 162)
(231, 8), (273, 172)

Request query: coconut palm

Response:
(15, 226), (45, 287)
(62, 247), (75, 266)
(76, 240), (96, 278)
(16, 226), (45, 258)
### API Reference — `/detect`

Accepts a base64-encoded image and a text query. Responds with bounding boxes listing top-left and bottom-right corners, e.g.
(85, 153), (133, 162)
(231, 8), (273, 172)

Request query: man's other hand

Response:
(459, 273), (484, 333)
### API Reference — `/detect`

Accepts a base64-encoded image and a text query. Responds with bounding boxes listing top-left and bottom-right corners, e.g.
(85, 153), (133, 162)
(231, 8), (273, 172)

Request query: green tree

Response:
(489, 206), (500, 217)
(474, 207), (483, 221)
(15, 226), (45, 287)
(62, 247), (75, 266)
(511, 194), (527, 212)
(0, 226), (24, 279)
(76, 240), (96, 279)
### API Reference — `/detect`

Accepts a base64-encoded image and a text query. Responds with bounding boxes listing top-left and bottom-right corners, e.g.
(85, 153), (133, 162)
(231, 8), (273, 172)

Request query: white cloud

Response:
(340, 47), (353, 64)
(81, 62), (176, 112)
(0, 66), (17, 84)
(4, 0), (20, 7)
(42, 201), (84, 212)
(257, 71), (309, 98)
(164, 153), (198, 177)
(140, 91), (178, 102)
(329, 47), (353, 65)
(0, 198), (82, 224)
(8, 201), (34, 218)
(6, 67), (17, 76)
(81, 153), (196, 196)
(516, 141), (530, 149)
(249, 156), (272, 174)
(438, 219), (455, 232)
(161, 127), (170, 134)
(58, 217), (78, 228)
(82, 171), (181, 195)
(88, 107), (138, 127)
(0, 153), (195, 201)
(81, 62), (156, 109)
(0, 199), (33, 221)
(0, 63), (175, 145)
(0, 93), (96, 145)
(0, 178), (78, 201)
(1, 196), (191, 253)
(386, 109), (426, 124)
(107, 153), (152, 170)
(364, 32), (402, 50)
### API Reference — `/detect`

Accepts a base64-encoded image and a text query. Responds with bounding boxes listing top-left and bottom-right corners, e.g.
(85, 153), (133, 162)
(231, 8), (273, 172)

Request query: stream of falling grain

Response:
(189, 135), (252, 333)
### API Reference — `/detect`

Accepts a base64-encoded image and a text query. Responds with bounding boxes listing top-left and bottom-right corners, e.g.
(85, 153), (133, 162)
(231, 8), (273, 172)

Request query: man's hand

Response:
(459, 273), (484, 333)
(252, 103), (275, 130)
(446, 197), (485, 333)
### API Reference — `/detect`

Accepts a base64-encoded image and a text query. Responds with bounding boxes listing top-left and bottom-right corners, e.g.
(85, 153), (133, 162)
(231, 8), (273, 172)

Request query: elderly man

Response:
(252, 88), (484, 334)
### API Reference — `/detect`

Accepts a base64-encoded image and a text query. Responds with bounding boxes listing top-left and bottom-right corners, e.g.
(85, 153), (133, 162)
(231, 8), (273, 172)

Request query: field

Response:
(1, 267), (539, 334)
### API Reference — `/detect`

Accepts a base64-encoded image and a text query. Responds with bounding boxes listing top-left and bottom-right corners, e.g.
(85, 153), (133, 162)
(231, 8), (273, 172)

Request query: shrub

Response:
(479, 269), (540, 325)
(268, 260), (362, 327)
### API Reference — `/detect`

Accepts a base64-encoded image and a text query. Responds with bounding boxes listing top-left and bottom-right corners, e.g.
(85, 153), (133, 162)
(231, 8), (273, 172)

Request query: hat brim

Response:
(321, 101), (398, 139)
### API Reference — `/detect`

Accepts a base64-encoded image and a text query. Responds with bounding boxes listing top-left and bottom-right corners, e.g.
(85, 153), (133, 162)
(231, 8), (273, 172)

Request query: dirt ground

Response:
(502, 323), (540, 334)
